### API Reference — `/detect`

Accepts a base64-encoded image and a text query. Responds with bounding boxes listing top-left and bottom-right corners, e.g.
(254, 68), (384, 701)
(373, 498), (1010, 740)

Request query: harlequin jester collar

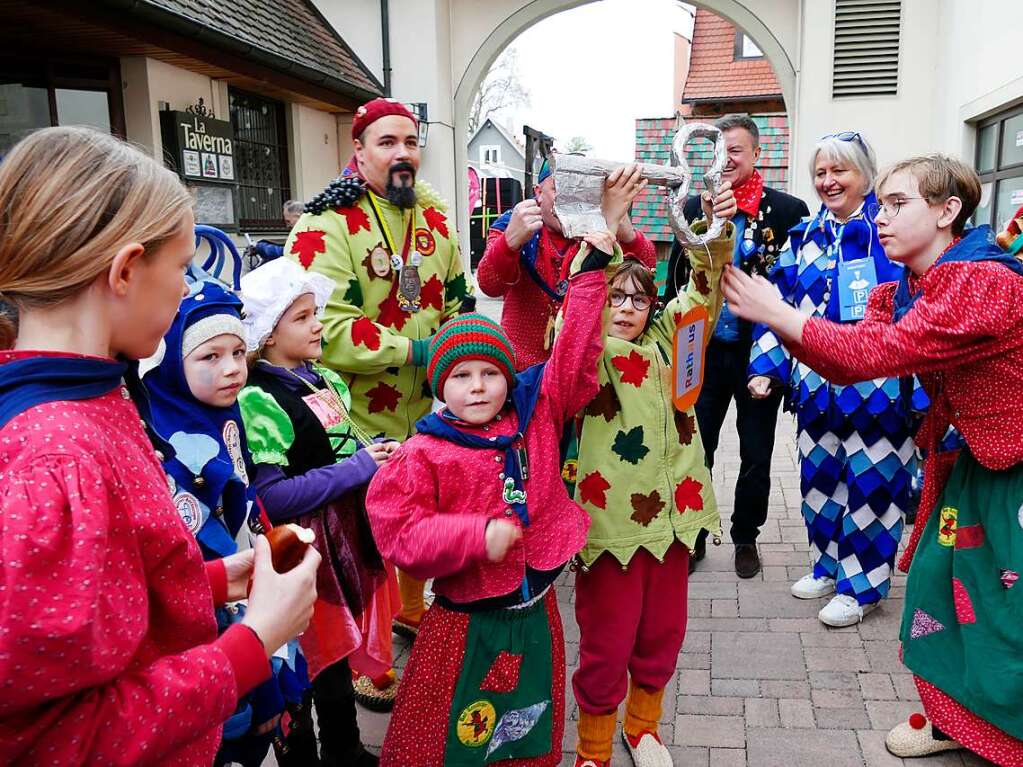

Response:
(138, 268), (258, 558)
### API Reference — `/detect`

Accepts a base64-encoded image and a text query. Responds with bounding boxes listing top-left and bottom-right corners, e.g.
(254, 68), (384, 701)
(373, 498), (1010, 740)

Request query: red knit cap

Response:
(427, 314), (517, 401)
(352, 98), (418, 141)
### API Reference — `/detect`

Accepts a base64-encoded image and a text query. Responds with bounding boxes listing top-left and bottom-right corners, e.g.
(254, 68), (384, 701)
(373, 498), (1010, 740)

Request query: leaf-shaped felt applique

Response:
(674, 409), (696, 446)
(351, 317), (381, 350)
(336, 205), (371, 235)
(630, 490), (665, 526)
(419, 275), (444, 311)
(584, 382), (621, 422)
(578, 471), (611, 510)
(445, 273), (469, 303)
(366, 381), (401, 413)
(423, 206), (449, 238)
(343, 278), (363, 307)
(377, 283), (410, 331)
(674, 477), (704, 512)
(693, 270), (711, 296)
(611, 350), (651, 387)
(612, 426), (649, 465)
(290, 230), (326, 270)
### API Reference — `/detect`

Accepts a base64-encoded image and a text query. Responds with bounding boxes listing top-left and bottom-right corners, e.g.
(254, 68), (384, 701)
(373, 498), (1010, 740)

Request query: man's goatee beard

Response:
(386, 183), (418, 209)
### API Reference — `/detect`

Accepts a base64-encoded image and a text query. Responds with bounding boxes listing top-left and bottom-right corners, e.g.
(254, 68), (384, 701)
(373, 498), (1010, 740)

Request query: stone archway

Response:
(449, 0), (800, 237)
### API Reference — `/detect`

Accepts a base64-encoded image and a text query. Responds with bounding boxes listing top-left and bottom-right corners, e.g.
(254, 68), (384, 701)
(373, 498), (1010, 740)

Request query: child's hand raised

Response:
(576, 230), (616, 274)
(485, 519), (522, 562)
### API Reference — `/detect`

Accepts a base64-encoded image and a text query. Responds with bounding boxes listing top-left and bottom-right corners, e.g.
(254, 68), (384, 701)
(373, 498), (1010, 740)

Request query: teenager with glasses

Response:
(722, 153), (1023, 766)
(663, 114), (809, 578)
(747, 131), (926, 628)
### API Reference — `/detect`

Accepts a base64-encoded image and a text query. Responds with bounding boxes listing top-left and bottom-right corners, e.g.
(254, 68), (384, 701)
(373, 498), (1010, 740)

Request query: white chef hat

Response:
(239, 259), (336, 352)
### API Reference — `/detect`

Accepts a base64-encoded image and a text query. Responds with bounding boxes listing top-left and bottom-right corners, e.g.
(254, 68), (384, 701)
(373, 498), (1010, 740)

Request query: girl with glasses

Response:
(747, 131), (926, 628)
(568, 191), (736, 767)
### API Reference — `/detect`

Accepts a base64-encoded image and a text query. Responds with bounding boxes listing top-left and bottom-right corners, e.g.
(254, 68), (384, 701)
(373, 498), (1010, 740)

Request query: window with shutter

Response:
(832, 0), (902, 98)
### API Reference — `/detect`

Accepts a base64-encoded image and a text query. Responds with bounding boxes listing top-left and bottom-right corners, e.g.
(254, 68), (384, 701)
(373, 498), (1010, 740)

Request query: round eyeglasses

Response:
(609, 289), (654, 311)
(866, 197), (924, 220)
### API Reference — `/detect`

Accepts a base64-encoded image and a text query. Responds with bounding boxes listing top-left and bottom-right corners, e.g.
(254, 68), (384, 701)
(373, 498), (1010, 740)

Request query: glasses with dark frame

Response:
(609, 289), (654, 311)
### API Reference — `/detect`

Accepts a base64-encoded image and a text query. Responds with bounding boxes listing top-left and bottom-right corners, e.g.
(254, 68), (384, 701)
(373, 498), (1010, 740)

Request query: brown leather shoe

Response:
(734, 544), (761, 578)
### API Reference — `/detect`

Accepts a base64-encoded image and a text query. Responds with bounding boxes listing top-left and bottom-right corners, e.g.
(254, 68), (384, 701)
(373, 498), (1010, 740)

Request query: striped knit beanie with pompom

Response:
(427, 313), (517, 401)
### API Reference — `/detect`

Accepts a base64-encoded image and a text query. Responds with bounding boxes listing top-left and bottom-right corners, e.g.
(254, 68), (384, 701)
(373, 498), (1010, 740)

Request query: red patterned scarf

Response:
(731, 169), (764, 218)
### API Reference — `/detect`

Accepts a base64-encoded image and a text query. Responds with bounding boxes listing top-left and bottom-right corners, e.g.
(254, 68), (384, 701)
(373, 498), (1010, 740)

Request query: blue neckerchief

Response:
(892, 225), (1023, 323)
(791, 193), (902, 323)
(139, 269), (257, 559)
(489, 211), (566, 303)
(0, 355), (126, 431)
(416, 363), (546, 600)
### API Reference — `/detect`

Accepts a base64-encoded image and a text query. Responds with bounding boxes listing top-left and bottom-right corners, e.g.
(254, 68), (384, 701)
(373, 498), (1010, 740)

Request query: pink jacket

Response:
(366, 270), (607, 603)
(0, 352), (269, 766)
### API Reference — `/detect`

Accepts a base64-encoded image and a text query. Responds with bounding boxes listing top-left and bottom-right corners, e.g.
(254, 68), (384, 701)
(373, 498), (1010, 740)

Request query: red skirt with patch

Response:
(380, 590), (565, 767)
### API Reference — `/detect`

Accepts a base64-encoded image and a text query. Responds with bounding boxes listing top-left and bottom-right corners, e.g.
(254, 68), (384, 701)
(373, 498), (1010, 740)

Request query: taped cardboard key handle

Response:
(672, 305), (710, 411)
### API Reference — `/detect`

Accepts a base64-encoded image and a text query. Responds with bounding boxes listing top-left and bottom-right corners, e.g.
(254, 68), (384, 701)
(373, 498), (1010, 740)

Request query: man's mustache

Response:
(390, 162), (415, 176)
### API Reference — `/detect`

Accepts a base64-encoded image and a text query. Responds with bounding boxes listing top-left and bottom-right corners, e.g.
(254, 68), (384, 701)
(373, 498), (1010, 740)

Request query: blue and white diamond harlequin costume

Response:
(749, 194), (928, 606)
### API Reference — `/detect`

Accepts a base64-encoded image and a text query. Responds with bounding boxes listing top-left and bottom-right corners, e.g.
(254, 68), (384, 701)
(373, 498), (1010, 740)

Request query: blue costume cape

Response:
(892, 225), (1023, 322)
(0, 355), (125, 431)
(416, 363), (545, 601)
(139, 270), (258, 559)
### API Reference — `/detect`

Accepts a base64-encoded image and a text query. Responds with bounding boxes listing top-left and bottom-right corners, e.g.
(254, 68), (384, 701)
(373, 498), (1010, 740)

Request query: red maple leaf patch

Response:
(336, 205), (371, 235)
(351, 316), (382, 350)
(578, 471), (611, 510)
(423, 206), (449, 238)
(290, 230), (326, 270)
(674, 477), (704, 513)
(376, 283), (410, 331)
(611, 350), (650, 387)
(419, 275), (444, 312)
(366, 381), (401, 413)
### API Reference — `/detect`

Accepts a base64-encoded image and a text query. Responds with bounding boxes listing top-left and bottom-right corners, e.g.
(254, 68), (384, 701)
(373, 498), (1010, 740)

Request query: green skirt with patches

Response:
(900, 450), (1023, 740)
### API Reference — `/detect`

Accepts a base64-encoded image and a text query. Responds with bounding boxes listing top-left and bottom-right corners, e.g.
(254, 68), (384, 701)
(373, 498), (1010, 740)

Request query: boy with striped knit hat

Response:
(366, 232), (618, 767)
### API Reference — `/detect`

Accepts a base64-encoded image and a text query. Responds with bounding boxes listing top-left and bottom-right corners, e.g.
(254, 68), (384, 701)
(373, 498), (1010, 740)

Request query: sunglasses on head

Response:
(822, 131), (868, 152)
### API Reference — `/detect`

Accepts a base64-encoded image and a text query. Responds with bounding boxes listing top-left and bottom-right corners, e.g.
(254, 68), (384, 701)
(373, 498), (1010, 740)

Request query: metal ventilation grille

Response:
(832, 0), (902, 98)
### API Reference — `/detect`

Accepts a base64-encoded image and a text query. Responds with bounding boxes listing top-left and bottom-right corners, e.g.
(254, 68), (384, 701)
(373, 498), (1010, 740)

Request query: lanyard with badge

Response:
(367, 193), (422, 312)
(828, 216), (878, 322)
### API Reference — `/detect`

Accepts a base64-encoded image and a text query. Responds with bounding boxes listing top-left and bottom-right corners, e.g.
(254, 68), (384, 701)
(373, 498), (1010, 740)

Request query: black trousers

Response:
(695, 338), (783, 544)
(312, 657), (364, 765)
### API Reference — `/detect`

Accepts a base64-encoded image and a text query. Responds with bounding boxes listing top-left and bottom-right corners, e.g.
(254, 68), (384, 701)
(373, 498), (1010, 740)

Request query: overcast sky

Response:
(491, 0), (695, 161)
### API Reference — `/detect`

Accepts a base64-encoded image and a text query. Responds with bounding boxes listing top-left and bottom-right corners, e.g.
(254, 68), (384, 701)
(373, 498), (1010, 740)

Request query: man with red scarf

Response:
(478, 158), (656, 369)
(663, 114), (809, 578)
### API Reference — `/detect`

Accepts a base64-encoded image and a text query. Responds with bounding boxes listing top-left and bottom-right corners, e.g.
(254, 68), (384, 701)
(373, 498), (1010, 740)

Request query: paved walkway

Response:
(309, 295), (992, 765)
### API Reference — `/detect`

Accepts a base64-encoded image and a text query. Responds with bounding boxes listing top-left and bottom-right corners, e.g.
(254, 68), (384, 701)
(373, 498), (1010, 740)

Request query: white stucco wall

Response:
(289, 103), (342, 202)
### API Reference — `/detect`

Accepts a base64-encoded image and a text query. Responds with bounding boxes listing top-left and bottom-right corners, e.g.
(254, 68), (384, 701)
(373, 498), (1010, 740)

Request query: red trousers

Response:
(572, 542), (689, 714)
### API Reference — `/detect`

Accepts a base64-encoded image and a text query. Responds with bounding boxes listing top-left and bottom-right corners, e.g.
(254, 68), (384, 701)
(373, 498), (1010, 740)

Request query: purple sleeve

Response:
(253, 448), (379, 523)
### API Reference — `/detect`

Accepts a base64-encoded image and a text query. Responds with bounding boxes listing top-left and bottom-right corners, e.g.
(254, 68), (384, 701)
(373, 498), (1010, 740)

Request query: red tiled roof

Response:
(682, 9), (781, 102)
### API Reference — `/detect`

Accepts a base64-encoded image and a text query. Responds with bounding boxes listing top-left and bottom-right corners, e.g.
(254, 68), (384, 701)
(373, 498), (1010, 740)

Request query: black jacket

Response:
(663, 185), (809, 305)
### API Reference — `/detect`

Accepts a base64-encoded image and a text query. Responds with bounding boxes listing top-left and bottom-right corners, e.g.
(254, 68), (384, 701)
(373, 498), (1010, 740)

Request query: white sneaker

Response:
(790, 573), (836, 599)
(622, 728), (673, 767)
(818, 594), (878, 627)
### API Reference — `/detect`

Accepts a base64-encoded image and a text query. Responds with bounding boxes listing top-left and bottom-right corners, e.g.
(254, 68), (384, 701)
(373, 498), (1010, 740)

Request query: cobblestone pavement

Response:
(281, 294), (994, 765)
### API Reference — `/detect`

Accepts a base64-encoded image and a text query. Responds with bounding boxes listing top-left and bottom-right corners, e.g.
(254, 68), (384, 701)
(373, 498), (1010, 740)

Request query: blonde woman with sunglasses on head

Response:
(747, 131), (926, 628)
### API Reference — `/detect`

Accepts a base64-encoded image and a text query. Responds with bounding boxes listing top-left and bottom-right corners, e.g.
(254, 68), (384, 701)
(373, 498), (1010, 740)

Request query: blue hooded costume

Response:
(134, 269), (309, 766)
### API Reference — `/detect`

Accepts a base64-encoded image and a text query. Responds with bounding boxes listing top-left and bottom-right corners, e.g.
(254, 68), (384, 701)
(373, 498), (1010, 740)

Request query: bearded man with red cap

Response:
(285, 97), (473, 711)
